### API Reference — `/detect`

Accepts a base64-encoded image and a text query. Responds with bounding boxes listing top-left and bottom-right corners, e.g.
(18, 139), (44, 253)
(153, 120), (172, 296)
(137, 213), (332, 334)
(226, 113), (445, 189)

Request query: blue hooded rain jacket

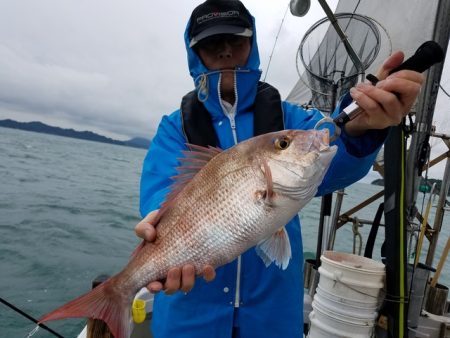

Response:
(139, 14), (387, 338)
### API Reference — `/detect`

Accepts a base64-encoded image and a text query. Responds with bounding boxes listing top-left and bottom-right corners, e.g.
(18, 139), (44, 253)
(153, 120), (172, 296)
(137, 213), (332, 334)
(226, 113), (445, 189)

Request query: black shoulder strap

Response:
(180, 90), (218, 147)
(253, 82), (284, 135)
(180, 82), (284, 147)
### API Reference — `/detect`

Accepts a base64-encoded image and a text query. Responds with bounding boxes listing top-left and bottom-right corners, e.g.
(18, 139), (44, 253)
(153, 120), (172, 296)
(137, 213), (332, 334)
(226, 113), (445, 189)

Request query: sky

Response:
(0, 0), (449, 179)
(0, 0), (337, 140)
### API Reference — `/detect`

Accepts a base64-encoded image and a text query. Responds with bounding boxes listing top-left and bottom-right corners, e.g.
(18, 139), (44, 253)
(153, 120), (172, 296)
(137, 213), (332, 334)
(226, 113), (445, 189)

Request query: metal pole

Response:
(316, 0), (365, 83)
(327, 189), (345, 250)
(425, 153), (450, 266)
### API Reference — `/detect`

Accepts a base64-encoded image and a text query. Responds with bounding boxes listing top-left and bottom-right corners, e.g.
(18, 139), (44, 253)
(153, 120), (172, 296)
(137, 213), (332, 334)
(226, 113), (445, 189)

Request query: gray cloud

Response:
(0, 0), (339, 139)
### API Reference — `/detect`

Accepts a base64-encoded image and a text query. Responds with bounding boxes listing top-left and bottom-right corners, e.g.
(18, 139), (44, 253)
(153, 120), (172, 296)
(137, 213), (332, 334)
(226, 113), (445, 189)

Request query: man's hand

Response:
(134, 210), (216, 294)
(345, 51), (424, 136)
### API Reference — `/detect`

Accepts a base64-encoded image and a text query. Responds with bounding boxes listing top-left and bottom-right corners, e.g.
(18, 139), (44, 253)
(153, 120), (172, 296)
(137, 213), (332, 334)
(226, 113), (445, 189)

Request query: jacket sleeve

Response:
(282, 97), (388, 196)
(139, 111), (187, 217)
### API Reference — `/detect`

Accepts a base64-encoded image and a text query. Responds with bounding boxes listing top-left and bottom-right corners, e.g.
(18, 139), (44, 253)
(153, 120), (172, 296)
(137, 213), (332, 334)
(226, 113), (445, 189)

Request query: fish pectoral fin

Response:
(255, 227), (291, 270)
(260, 159), (274, 201)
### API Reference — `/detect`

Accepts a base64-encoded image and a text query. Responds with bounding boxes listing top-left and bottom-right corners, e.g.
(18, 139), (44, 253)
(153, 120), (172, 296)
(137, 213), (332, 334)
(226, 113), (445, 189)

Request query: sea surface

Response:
(1, 127), (449, 338)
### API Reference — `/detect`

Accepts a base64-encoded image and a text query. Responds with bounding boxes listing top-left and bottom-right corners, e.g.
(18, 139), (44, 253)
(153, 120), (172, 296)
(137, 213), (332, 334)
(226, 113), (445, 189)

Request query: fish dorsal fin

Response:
(255, 227), (292, 270)
(154, 143), (222, 224)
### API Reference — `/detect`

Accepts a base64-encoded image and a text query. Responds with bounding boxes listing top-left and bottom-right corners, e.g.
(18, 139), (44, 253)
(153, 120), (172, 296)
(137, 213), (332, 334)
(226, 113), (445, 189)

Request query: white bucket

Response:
(312, 298), (377, 325)
(307, 251), (385, 338)
(316, 284), (381, 309)
(308, 303), (376, 338)
(318, 251), (385, 302)
(315, 286), (379, 318)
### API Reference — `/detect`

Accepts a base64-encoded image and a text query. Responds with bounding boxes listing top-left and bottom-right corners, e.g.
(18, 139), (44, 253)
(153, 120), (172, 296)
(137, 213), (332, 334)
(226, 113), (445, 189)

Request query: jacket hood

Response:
(184, 14), (262, 118)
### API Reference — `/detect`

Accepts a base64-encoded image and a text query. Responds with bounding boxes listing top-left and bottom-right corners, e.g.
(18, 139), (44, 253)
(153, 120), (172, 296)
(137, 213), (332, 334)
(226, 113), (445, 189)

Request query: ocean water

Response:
(1, 127), (449, 338)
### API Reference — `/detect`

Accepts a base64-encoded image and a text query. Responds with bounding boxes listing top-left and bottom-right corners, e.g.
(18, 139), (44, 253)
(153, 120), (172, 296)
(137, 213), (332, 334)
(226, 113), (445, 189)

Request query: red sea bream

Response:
(39, 129), (337, 338)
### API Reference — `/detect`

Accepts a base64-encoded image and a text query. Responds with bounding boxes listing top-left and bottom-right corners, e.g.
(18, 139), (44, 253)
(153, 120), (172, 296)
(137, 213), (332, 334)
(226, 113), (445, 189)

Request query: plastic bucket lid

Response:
(320, 252), (385, 285)
(321, 251), (385, 273)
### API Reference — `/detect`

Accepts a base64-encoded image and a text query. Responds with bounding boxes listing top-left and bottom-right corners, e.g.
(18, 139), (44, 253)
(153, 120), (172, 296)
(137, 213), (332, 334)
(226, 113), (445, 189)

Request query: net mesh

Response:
(296, 13), (382, 113)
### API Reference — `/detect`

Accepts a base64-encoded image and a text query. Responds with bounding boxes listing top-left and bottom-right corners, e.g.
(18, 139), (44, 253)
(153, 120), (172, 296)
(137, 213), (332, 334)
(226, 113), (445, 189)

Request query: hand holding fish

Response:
(345, 51), (424, 136)
(135, 210), (216, 294)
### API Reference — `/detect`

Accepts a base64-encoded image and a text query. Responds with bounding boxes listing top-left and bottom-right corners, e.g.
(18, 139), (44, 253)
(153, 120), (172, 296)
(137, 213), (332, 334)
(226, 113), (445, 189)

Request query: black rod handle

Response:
(389, 40), (445, 75)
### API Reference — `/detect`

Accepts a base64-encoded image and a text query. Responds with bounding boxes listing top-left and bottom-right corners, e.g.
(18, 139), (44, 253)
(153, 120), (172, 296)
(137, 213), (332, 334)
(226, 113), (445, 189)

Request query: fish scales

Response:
(114, 153), (267, 292)
(138, 153), (268, 275)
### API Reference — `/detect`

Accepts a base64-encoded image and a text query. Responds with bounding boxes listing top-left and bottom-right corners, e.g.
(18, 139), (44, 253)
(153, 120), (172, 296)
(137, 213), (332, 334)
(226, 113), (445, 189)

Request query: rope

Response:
(25, 326), (40, 338)
(352, 217), (363, 255)
(194, 69), (251, 102)
(195, 73), (210, 102)
(0, 297), (65, 338)
(263, 2), (290, 82)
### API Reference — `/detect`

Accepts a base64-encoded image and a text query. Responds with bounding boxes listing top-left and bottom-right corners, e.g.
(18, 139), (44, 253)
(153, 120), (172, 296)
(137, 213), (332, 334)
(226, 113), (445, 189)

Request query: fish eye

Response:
(274, 136), (290, 150)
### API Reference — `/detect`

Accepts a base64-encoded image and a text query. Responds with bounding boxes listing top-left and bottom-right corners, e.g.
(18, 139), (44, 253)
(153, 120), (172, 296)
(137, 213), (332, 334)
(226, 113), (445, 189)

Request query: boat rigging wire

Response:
(0, 296), (65, 338)
(263, 2), (289, 82)
(441, 83), (450, 98)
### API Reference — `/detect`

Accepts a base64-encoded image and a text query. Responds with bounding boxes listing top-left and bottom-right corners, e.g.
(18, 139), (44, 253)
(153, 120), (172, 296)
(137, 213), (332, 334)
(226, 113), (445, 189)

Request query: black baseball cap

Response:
(189, 0), (253, 48)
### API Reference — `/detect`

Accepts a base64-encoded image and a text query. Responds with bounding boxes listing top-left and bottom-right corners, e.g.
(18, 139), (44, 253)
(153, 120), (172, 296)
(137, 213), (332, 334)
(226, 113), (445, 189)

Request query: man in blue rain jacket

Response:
(136, 0), (423, 337)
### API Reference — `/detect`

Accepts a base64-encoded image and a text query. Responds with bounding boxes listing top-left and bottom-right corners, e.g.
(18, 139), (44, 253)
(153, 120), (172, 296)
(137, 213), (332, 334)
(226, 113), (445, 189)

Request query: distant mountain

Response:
(124, 137), (151, 149)
(0, 119), (151, 150)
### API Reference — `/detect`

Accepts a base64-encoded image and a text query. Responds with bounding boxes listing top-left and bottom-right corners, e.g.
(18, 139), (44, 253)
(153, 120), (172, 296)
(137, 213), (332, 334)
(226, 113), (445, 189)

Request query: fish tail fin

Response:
(39, 278), (132, 338)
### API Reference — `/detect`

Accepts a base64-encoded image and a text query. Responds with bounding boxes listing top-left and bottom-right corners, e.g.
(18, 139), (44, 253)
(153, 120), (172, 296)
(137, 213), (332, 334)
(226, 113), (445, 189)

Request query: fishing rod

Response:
(0, 296), (65, 338)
